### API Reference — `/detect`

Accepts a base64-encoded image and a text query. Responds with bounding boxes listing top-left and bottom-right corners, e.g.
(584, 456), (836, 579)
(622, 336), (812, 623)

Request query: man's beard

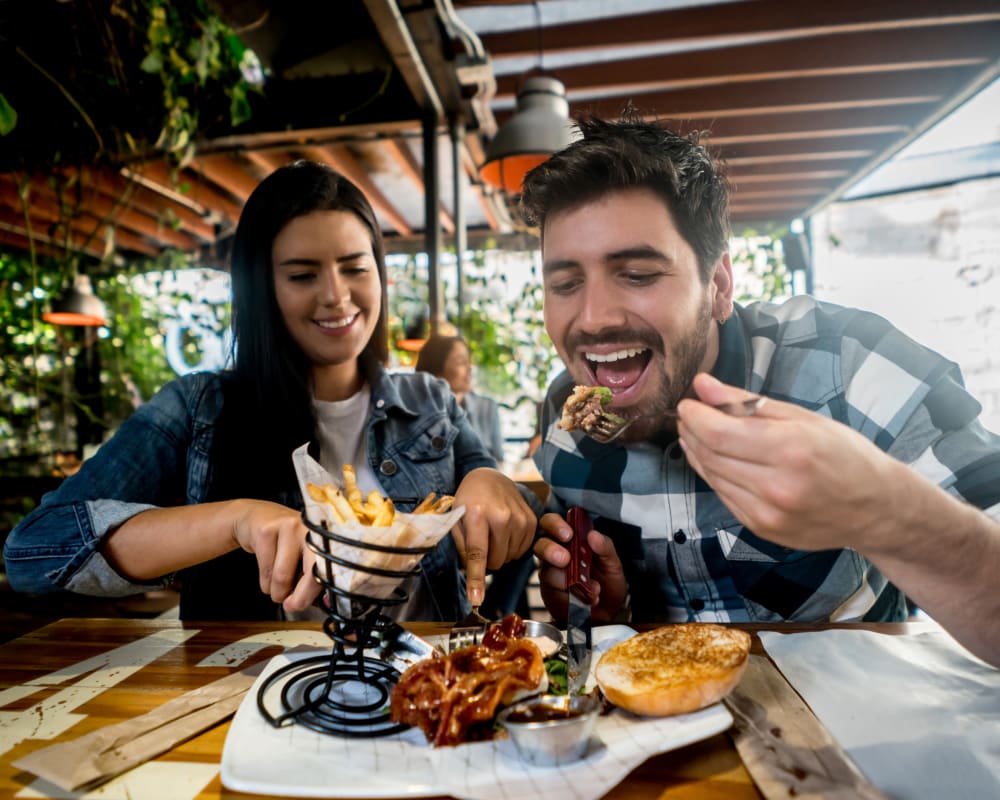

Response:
(618, 297), (715, 443)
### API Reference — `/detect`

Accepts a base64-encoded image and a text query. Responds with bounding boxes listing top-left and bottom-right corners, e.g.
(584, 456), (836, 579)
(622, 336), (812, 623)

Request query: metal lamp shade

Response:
(480, 76), (573, 194)
(43, 274), (108, 327)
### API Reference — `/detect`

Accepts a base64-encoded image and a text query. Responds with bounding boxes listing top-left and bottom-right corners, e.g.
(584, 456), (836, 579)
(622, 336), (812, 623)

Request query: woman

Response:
(4, 161), (536, 621)
(415, 334), (504, 463)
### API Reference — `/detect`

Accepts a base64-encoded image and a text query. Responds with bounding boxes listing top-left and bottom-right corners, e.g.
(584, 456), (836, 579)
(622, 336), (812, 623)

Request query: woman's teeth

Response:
(317, 315), (355, 329)
(585, 347), (648, 364)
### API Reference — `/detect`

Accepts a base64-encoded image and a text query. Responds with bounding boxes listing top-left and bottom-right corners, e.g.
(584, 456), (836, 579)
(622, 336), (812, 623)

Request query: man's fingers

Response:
(539, 512), (573, 542)
(533, 535), (570, 567)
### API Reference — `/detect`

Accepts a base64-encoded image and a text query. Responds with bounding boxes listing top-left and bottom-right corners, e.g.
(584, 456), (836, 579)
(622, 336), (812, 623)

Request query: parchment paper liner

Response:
(292, 443), (464, 611)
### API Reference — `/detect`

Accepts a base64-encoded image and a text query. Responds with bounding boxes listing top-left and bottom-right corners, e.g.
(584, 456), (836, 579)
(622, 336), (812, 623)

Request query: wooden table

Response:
(0, 618), (929, 800)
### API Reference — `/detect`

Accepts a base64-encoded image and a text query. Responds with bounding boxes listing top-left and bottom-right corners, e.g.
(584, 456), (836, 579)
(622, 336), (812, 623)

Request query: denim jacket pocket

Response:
(396, 415), (460, 462)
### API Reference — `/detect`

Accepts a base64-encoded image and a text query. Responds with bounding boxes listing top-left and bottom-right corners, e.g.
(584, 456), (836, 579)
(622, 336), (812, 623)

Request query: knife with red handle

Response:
(566, 507), (594, 694)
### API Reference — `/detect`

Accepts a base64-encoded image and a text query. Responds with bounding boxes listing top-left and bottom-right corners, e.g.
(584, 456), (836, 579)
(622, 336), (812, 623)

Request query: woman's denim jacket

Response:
(3, 365), (517, 621)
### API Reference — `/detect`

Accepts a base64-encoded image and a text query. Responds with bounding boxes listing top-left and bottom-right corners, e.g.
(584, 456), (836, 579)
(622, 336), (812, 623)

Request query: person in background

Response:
(4, 161), (537, 621)
(524, 113), (1000, 667)
(415, 334), (505, 463)
(416, 333), (535, 618)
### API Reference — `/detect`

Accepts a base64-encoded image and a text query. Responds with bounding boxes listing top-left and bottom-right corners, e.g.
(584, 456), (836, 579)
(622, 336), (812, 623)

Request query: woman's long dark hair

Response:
(190, 162), (390, 619)
(214, 161), (389, 497)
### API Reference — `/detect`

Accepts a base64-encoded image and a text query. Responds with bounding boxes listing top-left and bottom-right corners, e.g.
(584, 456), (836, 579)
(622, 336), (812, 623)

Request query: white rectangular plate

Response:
(221, 625), (733, 800)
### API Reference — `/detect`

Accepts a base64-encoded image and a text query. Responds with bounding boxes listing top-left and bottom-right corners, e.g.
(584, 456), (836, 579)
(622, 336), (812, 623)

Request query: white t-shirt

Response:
(293, 384), (431, 622)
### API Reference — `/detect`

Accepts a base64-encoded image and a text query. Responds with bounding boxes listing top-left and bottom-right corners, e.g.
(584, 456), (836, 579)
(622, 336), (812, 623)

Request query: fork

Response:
(585, 396), (767, 444)
(447, 605), (491, 652)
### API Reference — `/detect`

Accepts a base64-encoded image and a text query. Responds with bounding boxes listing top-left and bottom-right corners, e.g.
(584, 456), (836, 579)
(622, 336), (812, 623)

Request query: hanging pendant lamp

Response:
(480, 75), (572, 194)
(43, 274), (108, 327)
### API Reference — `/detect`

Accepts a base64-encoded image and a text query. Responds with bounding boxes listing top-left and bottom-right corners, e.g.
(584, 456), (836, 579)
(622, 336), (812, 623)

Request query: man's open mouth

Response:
(583, 347), (652, 393)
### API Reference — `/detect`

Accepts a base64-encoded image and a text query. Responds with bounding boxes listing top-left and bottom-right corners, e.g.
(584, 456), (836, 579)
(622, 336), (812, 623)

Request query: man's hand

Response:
(534, 512), (628, 623)
(451, 468), (537, 606)
(230, 499), (321, 614)
(677, 372), (895, 553)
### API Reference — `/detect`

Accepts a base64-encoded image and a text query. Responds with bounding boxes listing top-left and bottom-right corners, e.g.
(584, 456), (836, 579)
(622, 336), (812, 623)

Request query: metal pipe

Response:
(451, 116), (466, 323)
(423, 111), (443, 335)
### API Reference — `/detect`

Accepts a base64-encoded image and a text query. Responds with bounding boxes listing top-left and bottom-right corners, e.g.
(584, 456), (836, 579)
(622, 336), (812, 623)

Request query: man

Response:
(525, 115), (1000, 667)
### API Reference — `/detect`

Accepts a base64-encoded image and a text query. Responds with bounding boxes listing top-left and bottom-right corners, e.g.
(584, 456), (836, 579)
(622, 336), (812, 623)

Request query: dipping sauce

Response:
(505, 702), (583, 723)
(526, 635), (560, 658)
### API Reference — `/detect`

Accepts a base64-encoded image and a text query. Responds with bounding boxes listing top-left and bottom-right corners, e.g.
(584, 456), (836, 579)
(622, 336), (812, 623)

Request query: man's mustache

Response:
(565, 328), (664, 357)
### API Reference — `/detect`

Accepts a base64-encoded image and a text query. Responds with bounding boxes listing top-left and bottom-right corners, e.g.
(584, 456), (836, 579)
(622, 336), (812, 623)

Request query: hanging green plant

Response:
(137, 0), (261, 166)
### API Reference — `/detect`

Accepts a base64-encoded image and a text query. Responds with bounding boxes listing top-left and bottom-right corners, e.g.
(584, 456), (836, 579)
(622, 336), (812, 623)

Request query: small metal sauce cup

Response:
(497, 693), (601, 766)
(522, 619), (563, 659)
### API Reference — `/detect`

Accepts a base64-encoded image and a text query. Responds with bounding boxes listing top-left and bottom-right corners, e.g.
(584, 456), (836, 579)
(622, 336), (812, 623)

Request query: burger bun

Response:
(595, 623), (751, 716)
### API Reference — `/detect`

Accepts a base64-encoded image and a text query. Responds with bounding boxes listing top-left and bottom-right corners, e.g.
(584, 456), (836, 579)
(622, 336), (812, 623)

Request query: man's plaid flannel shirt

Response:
(534, 295), (1000, 623)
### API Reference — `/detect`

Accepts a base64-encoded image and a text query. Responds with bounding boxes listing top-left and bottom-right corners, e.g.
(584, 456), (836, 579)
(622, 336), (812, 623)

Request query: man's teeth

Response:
(585, 347), (648, 364)
(317, 315), (355, 329)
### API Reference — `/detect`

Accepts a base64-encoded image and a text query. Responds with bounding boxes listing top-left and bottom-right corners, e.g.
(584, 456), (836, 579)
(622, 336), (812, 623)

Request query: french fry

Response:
(322, 484), (355, 524)
(412, 492), (437, 514)
(306, 483), (327, 504)
(342, 464), (371, 521)
(372, 497), (395, 527)
(311, 467), (449, 528)
(343, 464), (363, 505)
(432, 495), (455, 513)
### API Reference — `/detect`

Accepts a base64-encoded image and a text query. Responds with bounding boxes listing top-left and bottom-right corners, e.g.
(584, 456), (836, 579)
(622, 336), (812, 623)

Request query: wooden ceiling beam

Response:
(719, 131), (897, 159)
(0, 227), (98, 261)
(493, 24), (1000, 102)
(127, 161), (243, 228)
(728, 170), (849, 184)
(299, 144), (413, 236)
(731, 186), (833, 200)
(242, 148), (294, 179)
(0, 206), (158, 258)
(74, 167), (218, 243)
(478, 0), (1000, 58)
(0, 175), (199, 252)
(725, 150), (874, 166)
(187, 154), (260, 204)
(20, 197), (161, 258)
(540, 69), (972, 124)
(688, 104), (937, 141)
(726, 162), (854, 178)
(384, 138), (455, 234)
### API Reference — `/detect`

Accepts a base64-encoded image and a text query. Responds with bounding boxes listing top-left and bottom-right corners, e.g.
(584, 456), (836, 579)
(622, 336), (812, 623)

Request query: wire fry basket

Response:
(255, 512), (438, 738)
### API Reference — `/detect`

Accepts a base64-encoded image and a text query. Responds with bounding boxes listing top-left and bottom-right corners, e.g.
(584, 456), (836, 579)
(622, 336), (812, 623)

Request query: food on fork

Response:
(595, 623), (750, 716)
(389, 614), (546, 746)
(558, 385), (626, 435)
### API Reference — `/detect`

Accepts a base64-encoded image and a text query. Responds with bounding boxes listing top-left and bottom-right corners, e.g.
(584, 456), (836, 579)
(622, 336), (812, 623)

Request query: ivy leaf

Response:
(140, 52), (162, 73)
(0, 93), (19, 135)
(230, 88), (251, 126)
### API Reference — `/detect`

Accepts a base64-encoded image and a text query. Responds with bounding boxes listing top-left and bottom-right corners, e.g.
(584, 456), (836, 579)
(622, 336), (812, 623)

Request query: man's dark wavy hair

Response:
(519, 112), (731, 281)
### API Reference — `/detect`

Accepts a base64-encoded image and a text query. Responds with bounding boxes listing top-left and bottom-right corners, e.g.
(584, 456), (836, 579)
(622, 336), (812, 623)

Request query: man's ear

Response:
(711, 252), (735, 322)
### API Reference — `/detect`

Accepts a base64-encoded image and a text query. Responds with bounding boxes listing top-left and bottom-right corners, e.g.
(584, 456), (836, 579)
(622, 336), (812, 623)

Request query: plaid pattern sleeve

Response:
(534, 295), (1000, 625)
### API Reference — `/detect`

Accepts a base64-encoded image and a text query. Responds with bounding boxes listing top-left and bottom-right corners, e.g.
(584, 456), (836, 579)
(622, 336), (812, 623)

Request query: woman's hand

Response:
(230, 499), (321, 614)
(451, 468), (538, 606)
(533, 512), (629, 624)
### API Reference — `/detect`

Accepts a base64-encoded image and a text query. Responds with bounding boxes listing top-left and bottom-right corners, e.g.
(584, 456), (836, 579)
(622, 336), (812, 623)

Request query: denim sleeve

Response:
(3, 376), (208, 595)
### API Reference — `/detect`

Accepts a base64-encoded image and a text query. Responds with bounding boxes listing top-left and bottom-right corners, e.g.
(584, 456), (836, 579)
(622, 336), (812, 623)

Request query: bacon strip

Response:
(390, 614), (544, 746)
